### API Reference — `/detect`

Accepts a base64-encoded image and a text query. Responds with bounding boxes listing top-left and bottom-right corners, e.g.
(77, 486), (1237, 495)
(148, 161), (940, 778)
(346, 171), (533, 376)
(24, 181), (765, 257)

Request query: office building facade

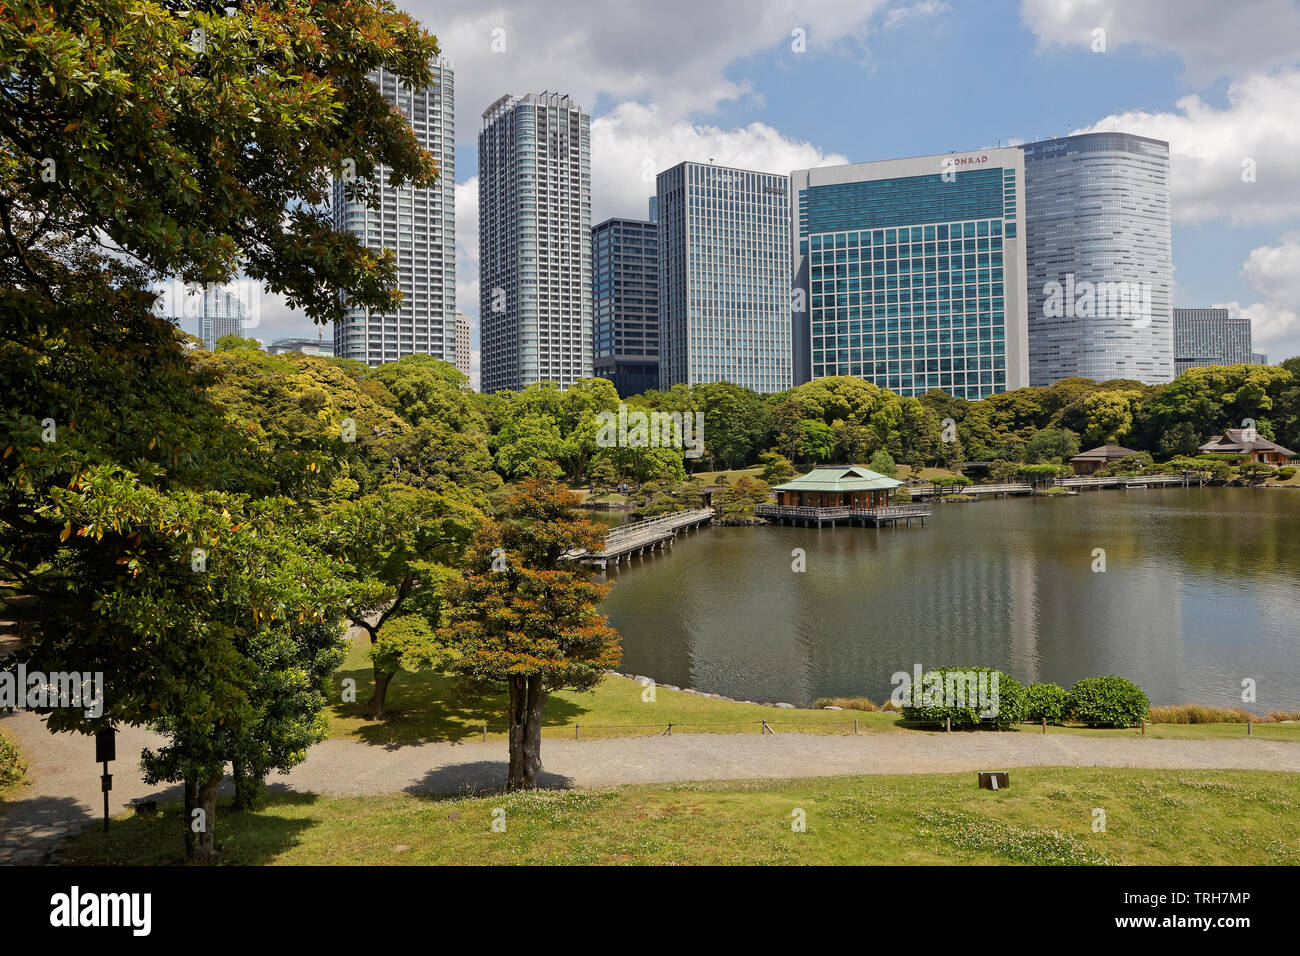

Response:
(592, 218), (659, 397)
(790, 148), (1029, 399)
(267, 336), (333, 357)
(332, 60), (456, 367)
(156, 282), (248, 350)
(657, 161), (791, 392)
(479, 92), (592, 392)
(1173, 308), (1253, 374)
(453, 312), (472, 382)
(1021, 132), (1173, 385)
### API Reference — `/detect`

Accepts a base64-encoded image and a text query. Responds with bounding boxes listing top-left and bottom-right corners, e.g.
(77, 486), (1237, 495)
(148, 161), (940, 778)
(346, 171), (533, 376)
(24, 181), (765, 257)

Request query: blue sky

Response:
(256, 0), (1300, 372)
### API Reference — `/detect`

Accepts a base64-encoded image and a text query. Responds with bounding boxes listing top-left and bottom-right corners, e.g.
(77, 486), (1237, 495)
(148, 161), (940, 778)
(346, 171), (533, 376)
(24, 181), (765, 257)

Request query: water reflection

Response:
(596, 488), (1300, 710)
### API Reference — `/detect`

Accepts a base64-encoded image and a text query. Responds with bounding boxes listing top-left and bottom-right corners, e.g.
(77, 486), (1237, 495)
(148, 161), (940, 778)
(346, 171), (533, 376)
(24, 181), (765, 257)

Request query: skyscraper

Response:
(479, 92), (592, 392)
(156, 281), (248, 350)
(1173, 308), (1253, 374)
(1021, 132), (1173, 385)
(790, 148), (1030, 398)
(657, 161), (791, 393)
(592, 217), (659, 397)
(332, 59), (456, 367)
(453, 312), (472, 381)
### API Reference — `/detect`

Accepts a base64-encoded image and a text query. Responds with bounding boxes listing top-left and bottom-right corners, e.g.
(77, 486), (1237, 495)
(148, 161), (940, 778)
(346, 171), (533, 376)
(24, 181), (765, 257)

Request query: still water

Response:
(596, 488), (1300, 711)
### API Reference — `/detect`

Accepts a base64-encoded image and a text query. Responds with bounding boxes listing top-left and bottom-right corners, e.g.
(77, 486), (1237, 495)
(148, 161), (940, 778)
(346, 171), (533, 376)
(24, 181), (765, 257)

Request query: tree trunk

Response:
(366, 668), (396, 719)
(506, 674), (547, 791)
(193, 772), (221, 863)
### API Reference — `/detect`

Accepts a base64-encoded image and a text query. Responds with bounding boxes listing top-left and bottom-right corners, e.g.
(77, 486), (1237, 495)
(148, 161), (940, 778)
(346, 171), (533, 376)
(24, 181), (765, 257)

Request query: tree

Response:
(868, 449), (898, 478)
(440, 481), (620, 790)
(319, 486), (484, 719)
(1024, 427), (1081, 464)
(758, 451), (795, 482)
(0, 0), (441, 325)
(1, 0), (447, 860)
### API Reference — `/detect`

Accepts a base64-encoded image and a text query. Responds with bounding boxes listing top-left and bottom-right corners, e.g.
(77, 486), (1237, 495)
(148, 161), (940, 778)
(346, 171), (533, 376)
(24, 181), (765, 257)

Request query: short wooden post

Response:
(946, 717), (951, 732)
(575, 724), (580, 740)
(1141, 719), (1146, 736)
(482, 723), (487, 742)
(854, 718), (858, 735)
(1248, 721), (1253, 736)
(1042, 718), (1046, 734)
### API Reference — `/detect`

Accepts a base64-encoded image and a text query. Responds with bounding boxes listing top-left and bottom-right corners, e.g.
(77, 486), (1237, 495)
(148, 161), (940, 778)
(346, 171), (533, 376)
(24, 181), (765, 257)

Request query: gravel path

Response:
(3, 708), (1298, 863)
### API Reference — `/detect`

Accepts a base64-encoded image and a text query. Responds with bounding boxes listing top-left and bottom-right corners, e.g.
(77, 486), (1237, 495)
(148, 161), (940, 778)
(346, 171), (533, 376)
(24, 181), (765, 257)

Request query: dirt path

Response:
(3, 708), (1298, 863)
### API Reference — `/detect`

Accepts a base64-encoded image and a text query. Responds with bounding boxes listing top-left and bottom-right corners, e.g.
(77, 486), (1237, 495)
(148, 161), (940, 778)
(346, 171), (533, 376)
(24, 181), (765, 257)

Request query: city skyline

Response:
(249, 1), (1300, 379)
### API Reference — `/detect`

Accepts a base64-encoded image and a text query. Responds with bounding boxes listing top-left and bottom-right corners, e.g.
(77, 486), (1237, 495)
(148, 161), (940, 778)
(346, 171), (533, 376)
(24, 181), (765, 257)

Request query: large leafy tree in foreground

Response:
(439, 480), (621, 791)
(0, 0), (443, 859)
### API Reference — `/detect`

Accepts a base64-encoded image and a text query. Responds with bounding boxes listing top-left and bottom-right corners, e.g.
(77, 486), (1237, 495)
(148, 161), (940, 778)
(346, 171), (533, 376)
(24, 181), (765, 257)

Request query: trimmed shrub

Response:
(0, 730), (25, 788)
(900, 666), (1026, 730)
(1067, 675), (1150, 727)
(1024, 682), (1068, 724)
(1277, 467), (1297, 480)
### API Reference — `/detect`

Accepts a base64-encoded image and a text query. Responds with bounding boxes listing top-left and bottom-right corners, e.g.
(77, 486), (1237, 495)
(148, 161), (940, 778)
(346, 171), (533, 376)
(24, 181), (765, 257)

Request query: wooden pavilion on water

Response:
(756, 466), (931, 528)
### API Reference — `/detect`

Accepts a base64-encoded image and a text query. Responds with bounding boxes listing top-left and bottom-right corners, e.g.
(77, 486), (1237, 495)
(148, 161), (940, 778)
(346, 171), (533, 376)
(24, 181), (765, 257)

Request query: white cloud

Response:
(884, 0), (948, 30)
(1020, 0), (1300, 81)
(1215, 232), (1300, 361)
(589, 103), (849, 220)
(408, 0), (894, 140)
(1077, 69), (1300, 226)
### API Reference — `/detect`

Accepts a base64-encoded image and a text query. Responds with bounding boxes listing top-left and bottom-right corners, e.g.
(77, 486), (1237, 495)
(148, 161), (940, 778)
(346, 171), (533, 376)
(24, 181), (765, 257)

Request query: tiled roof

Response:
(1070, 445), (1140, 461)
(771, 466), (902, 493)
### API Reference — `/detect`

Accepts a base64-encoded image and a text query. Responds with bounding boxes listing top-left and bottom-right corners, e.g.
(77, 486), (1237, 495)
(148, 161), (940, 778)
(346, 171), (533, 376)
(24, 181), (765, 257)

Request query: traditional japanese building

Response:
(757, 466), (927, 527)
(1197, 429), (1296, 465)
(1069, 444), (1141, 475)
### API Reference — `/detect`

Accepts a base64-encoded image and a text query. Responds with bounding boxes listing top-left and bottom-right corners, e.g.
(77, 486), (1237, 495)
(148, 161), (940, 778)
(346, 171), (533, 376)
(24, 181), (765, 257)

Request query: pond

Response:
(596, 488), (1300, 712)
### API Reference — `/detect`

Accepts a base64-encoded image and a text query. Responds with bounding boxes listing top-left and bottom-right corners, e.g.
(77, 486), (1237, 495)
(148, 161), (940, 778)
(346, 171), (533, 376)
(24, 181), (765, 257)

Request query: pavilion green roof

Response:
(771, 466), (902, 493)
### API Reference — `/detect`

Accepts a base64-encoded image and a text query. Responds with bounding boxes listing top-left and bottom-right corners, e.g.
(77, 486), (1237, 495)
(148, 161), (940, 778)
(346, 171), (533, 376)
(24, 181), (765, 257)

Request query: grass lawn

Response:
(330, 635), (1300, 744)
(61, 767), (1300, 866)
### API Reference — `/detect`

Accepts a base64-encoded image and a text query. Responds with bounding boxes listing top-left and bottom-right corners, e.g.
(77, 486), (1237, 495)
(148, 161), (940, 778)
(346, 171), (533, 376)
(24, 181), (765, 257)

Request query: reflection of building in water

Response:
(1008, 546), (1040, 683)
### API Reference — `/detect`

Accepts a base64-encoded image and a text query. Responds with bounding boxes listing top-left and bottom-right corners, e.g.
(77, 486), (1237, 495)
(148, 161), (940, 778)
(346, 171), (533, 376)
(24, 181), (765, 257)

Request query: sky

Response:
(248, 0), (1300, 382)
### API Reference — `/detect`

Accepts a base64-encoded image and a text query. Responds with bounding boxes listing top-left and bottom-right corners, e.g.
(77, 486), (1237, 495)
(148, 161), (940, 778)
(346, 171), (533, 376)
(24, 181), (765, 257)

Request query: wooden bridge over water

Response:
(905, 474), (1200, 498)
(571, 508), (714, 568)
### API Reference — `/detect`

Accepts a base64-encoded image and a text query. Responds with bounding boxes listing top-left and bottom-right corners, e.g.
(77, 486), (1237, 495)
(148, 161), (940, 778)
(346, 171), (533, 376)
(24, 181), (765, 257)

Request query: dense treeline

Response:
(441, 359), (1300, 483)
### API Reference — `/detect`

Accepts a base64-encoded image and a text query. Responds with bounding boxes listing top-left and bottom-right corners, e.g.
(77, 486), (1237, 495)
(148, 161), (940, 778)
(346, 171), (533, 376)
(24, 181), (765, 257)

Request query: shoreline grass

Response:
(60, 767), (1300, 866)
(331, 636), (1300, 744)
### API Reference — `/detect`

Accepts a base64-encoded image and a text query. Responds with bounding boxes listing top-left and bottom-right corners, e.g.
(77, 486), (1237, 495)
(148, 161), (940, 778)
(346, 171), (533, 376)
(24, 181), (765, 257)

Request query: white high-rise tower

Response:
(332, 59), (456, 367)
(479, 92), (592, 392)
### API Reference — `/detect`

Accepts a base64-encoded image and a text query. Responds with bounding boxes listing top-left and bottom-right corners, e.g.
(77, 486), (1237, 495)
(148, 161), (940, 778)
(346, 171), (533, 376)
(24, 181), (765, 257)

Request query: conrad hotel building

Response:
(790, 148), (1029, 398)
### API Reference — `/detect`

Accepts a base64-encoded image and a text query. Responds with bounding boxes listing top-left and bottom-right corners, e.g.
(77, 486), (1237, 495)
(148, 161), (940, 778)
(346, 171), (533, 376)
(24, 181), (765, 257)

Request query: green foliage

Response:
(0, 0), (442, 325)
(868, 449), (898, 477)
(1237, 462), (1276, 484)
(0, 730), (26, 788)
(1024, 427), (1080, 464)
(900, 667), (1027, 730)
(714, 476), (772, 523)
(1024, 682), (1069, 724)
(758, 451), (795, 482)
(1067, 676), (1151, 728)
(1277, 467), (1296, 480)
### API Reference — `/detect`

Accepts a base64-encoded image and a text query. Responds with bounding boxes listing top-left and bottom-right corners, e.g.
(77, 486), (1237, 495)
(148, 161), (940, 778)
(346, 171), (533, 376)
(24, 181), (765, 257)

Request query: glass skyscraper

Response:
(656, 161), (791, 393)
(790, 148), (1030, 398)
(1173, 307), (1253, 374)
(1021, 132), (1173, 385)
(592, 217), (659, 397)
(479, 92), (592, 393)
(332, 60), (456, 367)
